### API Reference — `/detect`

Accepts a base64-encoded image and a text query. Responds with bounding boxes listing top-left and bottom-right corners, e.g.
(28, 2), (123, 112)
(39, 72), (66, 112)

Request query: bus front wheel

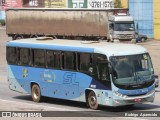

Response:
(31, 84), (42, 102)
(87, 91), (98, 110)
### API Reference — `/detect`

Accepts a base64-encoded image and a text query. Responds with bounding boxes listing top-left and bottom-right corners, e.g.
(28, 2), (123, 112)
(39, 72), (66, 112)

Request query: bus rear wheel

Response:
(31, 84), (42, 102)
(87, 91), (98, 110)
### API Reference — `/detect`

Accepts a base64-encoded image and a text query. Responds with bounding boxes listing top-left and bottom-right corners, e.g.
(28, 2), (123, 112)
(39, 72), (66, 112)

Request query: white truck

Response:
(6, 8), (136, 41)
(109, 13), (135, 42)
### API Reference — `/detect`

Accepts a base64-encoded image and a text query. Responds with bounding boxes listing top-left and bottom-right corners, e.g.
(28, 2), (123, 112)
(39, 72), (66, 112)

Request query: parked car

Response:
(155, 75), (159, 88)
(135, 32), (148, 43)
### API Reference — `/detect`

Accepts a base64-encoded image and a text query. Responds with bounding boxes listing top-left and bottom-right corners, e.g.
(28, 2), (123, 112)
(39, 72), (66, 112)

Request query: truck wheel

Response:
(30, 35), (38, 38)
(87, 91), (98, 110)
(141, 38), (145, 42)
(13, 35), (23, 40)
(31, 84), (42, 102)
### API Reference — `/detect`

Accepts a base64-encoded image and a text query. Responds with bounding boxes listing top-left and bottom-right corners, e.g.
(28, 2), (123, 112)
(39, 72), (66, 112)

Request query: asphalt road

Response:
(0, 27), (160, 120)
(0, 79), (160, 119)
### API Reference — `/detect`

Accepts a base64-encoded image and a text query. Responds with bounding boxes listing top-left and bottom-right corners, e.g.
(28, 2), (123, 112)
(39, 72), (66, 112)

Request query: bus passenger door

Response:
(97, 62), (112, 105)
(93, 53), (112, 105)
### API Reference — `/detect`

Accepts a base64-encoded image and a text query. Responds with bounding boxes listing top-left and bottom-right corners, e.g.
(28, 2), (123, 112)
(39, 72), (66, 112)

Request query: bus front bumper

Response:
(112, 89), (155, 106)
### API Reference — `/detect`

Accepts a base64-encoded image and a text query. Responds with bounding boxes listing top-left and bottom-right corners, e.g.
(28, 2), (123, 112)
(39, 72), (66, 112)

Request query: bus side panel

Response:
(8, 65), (114, 105)
(7, 65), (93, 101)
(8, 65), (28, 94)
(42, 70), (93, 101)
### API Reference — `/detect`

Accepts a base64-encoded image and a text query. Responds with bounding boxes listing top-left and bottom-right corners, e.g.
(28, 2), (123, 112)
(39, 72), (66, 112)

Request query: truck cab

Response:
(109, 13), (136, 42)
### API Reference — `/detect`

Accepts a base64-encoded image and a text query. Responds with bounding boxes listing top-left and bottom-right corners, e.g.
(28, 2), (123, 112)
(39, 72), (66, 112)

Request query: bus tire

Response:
(31, 84), (42, 102)
(87, 91), (98, 110)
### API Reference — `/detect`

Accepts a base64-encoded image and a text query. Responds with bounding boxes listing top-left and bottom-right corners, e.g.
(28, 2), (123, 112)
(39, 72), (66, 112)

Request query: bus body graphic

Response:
(63, 72), (78, 85)
(40, 70), (56, 83)
(6, 38), (155, 109)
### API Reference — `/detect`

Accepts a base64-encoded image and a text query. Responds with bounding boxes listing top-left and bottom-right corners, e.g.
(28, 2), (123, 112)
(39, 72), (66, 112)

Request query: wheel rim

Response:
(88, 92), (98, 109)
(90, 95), (97, 106)
(33, 87), (39, 100)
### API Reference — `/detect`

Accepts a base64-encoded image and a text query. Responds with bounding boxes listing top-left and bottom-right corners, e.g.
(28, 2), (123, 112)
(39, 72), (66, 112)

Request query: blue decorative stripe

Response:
(89, 79), (112, 90)
(118, 85), (154, 95)
(6, 42), (94, 53)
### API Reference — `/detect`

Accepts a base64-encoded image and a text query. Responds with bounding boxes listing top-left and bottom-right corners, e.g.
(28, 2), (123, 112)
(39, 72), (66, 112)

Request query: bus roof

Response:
(6, 38), (147, 57)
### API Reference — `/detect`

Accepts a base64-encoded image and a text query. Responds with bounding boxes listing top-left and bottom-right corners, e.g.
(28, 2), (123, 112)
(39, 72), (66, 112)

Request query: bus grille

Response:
(126, 93), (147, 97)
(125, 98), (147, 104)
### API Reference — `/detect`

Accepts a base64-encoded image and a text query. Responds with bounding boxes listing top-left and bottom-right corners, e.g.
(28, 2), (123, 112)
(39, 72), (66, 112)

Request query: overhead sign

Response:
(1, 0), (22, 11)
(68, 0), (87, 8)
(45, 0), (66, 8)
(23, 0), (44, 7)
(88, 0), (114, 9)
(68, 0), (114, 9)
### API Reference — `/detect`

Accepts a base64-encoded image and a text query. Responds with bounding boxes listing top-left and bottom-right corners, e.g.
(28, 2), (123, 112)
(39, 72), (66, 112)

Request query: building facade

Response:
(154, 0), (160, 40)
(0, 0), (23, 19)
(0, 0), (159, 39)
(120, 0), (128, 8)
(121, 0), (159, 40)
(129, 0), (153, 38)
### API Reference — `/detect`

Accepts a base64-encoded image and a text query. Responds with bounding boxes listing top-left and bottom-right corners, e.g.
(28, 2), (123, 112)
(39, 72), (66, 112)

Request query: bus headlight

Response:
(147, 88), (155, 95)
(113, 91), (127, 98)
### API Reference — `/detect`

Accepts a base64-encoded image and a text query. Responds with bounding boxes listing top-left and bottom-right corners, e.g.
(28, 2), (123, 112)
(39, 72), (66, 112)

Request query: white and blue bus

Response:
(6, 38), (155, 109)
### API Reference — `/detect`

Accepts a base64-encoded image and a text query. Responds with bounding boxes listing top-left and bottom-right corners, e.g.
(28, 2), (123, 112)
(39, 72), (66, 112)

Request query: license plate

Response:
(134, 98), (142, 102)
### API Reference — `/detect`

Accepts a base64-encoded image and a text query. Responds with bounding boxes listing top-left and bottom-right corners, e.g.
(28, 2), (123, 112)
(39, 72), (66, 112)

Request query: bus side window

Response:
(46, 50), (61, 69)
(7, 47), (17, 65)
(93, 53), (110, 85)
(46, 50), (54, 68)
(78, 53), (92, 72)
(33, 49), (45, 68)
(19, 48), (30, 66)
(54, 51), (61, 69)
(29, 49), (33, 66)
(63, 52), (75, 70)
(98, 62), (109, 81)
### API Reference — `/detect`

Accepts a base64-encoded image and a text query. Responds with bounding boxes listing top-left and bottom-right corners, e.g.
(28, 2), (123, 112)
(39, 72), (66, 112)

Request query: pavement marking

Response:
(0, 98), (78, 111)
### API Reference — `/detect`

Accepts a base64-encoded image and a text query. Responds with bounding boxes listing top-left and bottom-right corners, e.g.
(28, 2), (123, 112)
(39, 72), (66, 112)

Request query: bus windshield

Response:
(110, 54), (154, 89)
(114, 23), (135, 31)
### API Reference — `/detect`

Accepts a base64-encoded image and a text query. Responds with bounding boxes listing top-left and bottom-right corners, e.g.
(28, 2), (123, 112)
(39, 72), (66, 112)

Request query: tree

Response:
(114, 0), (123, 8)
